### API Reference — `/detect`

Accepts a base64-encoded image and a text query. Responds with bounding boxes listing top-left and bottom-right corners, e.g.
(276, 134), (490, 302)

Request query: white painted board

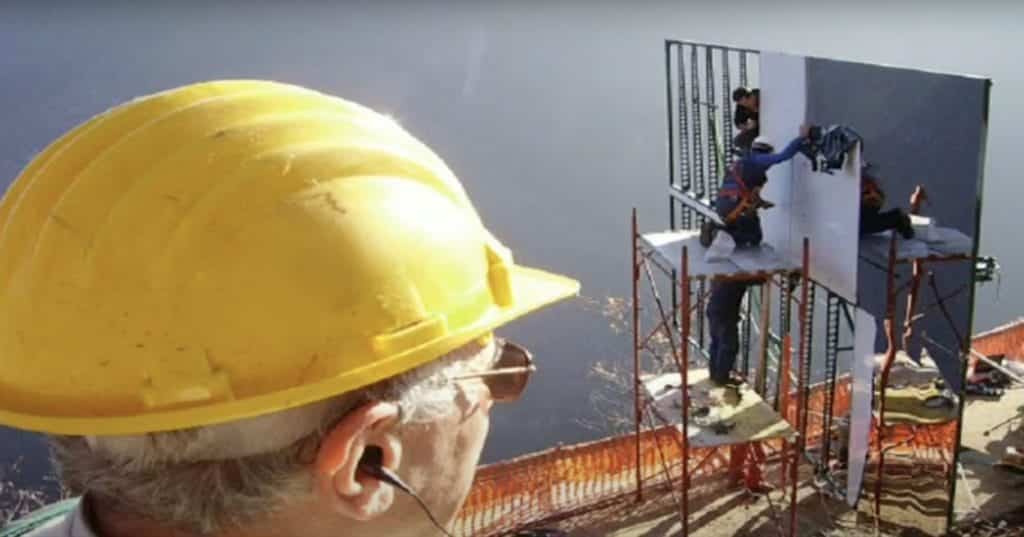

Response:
(641, 230), (798, 279)
(759, 51), (803, 273)
(759, 52), (861, 302)
(847, 308), (877, 506)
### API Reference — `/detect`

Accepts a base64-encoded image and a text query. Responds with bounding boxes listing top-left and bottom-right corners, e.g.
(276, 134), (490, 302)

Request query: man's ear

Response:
(314, 401), (403, 521)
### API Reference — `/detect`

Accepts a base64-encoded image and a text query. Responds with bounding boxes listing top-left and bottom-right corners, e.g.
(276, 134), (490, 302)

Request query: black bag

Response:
(800, 125), (863, 173)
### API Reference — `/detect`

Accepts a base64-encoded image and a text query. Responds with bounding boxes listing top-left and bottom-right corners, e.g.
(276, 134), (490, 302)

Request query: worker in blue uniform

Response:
(706, 129), (809, 386)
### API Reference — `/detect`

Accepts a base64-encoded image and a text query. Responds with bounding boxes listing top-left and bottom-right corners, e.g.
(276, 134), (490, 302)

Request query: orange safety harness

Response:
(718, 162), (767, 225)
(861, 176), (885, 209)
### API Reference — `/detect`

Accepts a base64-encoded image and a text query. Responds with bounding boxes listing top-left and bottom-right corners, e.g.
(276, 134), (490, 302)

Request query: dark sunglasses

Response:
(451, 339), (535, 402)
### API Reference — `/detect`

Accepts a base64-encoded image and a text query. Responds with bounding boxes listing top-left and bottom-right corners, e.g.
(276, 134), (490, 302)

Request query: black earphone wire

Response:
(358, 462), (457, 537)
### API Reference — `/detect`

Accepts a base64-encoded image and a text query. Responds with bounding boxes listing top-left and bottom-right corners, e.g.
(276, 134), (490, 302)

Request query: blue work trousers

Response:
(706, 280), (750, 384)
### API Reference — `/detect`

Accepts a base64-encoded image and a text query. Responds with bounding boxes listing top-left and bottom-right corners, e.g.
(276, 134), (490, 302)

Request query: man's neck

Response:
(88, 497), (274, 537)
(88, 498), (193, 537)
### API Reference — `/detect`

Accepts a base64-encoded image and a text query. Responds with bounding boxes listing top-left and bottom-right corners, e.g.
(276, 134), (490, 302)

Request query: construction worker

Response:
(731, 87), (760, 153)
(0, 81), (579, 537)
(706, 128), (809, 387)
(860, 166), (915, 239)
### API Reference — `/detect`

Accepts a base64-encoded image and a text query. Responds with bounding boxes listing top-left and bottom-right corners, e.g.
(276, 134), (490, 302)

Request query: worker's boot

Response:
(897, 211), (915, 240)
(700, 220), (719, 248)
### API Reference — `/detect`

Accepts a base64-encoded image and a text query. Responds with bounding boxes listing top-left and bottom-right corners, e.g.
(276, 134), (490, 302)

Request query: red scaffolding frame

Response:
(872, 187), (974, 519)
(630, 209), (812, 537)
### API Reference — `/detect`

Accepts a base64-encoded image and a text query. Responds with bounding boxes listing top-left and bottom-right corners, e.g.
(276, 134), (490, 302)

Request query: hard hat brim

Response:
(0, 265), (580, 436)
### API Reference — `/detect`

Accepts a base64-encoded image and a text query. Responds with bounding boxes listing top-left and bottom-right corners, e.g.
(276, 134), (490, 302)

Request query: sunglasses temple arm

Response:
(452, 365), (537, 380)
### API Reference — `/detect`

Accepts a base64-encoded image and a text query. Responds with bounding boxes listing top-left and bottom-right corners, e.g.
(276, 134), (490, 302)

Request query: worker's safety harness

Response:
(861, 174), (886, 209)
(717, 161), (769, 225)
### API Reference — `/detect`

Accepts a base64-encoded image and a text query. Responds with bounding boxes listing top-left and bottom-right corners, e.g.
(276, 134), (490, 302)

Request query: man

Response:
(860, 166), (915, 239)
(706, 130), (808, 387)
(0, 80), (579, 537)
(732, 87), (760, 153)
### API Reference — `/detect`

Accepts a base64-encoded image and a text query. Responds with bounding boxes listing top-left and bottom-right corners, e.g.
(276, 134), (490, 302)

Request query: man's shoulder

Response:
(1, 498), (80, 537)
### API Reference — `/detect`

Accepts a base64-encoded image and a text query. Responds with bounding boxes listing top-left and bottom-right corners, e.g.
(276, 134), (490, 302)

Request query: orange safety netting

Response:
(973, 319), (1024, 369)
(452, 377), (957, 536)
(453, 379), (859, 536)
(870, 420), (957, 470)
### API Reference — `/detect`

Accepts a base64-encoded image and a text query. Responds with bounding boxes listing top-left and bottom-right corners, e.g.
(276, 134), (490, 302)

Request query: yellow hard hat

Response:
(0, 80), (579, 436)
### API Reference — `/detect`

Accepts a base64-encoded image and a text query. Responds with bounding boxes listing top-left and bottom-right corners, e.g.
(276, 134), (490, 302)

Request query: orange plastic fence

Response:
(452, 326), (1006, 535)
(973, 319), (1024, 365)
(453, 425), (737, 536)
(871, 420), (957, 467)
(453, 379), (857, 536)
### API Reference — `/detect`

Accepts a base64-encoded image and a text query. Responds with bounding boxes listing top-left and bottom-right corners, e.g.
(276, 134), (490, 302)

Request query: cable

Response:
(358, 448), (456, 537)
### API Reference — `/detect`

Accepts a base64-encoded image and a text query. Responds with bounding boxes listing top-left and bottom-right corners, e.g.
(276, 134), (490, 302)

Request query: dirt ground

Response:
(545, 389), (1024, 537)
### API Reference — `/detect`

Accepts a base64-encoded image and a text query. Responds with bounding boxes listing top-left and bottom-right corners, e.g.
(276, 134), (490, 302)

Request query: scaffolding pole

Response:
(679, 246), (691, 536)
(632, 208), (643, 503)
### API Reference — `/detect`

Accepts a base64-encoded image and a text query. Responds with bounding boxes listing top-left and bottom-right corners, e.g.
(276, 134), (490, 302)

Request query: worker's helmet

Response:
(751, 136), (774, 153)
(0, 80), (579, 435)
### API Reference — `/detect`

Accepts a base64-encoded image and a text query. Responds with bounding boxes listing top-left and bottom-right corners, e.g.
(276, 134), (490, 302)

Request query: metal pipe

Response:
(755, 279), (772, 397)
(780, 334), (793, 489)
(632, 208), (643, 502)
(789, 237), (810, 537)
(680, 245), (691, 535)
(902, 187), (927, 352)
(875, 231), (900, 518)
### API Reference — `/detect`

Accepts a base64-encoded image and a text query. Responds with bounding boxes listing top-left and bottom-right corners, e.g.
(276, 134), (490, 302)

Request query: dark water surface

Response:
(1, 2), (1021, 489)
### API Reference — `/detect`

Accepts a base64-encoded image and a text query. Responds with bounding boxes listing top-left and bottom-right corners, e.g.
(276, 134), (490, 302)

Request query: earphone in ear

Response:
(356, 445), (455, 537)
(357, 445), (413, 496)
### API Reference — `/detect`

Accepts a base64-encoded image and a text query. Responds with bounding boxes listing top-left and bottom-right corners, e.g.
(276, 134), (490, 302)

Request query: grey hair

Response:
(50, 339), (494, 535)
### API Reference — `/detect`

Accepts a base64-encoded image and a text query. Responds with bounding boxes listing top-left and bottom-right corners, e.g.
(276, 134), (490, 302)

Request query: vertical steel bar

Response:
(667, 42), (679, 325)
(690, 46), (704, 198)
(739, 51), (749, 88)
(696, 279), (706, 349)
(948, 77), (990, 531)
(755, 280), (772, 397)
(721, 49), (734, 169)
(779, 333), (793, 489)
(789, 238), (811, 537)
(800, 283), (816, 443)
(666, 41), (675, 191)
(680, 246), (691, 536)
(679, 44), (692, 192)
(740, 284), (754, 378)
(821, 291), (841, 472)
(632, 208), (643, 502)
(705, 47), (719, 195)
(778, 276), (794, 411)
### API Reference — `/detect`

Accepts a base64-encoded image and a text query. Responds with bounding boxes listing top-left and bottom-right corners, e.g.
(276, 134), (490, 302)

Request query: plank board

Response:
(641, 230), (798, 279)
(642, 369), (795, 449)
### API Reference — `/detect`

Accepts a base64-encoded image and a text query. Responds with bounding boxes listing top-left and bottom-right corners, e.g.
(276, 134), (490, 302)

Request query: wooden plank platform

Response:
(642, 368), (796, 448)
